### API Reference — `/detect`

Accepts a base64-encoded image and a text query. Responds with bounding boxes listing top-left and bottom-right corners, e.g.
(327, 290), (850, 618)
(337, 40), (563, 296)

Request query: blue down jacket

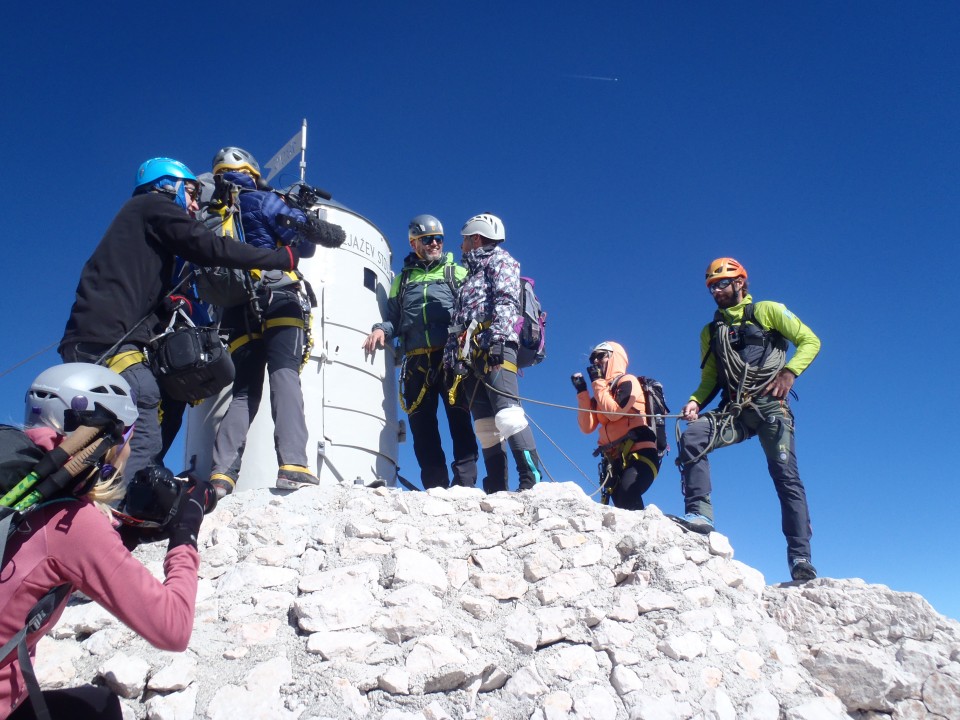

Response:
(223, 172), (314, 258)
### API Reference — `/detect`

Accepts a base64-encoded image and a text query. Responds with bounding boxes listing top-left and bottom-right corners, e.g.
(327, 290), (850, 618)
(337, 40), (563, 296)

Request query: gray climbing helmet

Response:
(212, 146), (261, 178)
(409, 214), (444, 241)
(25, 363), (138, 433)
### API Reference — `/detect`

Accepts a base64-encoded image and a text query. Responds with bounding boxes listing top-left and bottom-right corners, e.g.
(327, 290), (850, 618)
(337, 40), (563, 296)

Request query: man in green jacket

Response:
(676, 258), (821, 582)
(363, 215), (479, 489)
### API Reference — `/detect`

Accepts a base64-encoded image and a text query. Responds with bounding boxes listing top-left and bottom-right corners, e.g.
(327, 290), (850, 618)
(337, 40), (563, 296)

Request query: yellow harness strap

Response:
(399, 347), (442, 413)
(405, 346), (442, 357)
(631, 452), (660, 479)
(104, 350), (146, 373)
(250, 269), (301, 283)
(263, 317), (305, 331)
(228, 333), (262, 353)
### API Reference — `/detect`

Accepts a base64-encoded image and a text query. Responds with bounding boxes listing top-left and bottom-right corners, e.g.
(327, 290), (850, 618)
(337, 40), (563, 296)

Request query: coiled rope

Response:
(676, 321), (787, 465)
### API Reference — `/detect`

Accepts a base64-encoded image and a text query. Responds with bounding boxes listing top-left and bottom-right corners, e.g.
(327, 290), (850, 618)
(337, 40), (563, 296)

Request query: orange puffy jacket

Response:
(576, 341), (655, 453)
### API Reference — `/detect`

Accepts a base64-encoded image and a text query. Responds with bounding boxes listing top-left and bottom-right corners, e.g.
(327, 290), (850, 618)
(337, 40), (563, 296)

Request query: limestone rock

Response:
(42, 481), (959, 720)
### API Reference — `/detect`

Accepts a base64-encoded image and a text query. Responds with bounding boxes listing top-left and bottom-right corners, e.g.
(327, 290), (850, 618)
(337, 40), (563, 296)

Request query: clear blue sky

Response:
(3, 3), (958, 619)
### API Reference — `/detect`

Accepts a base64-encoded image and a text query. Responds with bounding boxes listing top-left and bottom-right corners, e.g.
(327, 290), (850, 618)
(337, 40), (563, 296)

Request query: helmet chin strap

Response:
(153, 180), (187, 209)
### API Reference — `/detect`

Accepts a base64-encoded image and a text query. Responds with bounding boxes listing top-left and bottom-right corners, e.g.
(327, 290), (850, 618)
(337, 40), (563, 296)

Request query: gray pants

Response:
(462, 345), (540, 492)
(678, 396), (813, 562)
(212, 289), (309, 480)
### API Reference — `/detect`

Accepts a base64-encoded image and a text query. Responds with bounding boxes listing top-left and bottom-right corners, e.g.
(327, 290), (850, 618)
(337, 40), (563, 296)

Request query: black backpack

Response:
(191, 175), (257, 309)
(637, 376), (670, 457)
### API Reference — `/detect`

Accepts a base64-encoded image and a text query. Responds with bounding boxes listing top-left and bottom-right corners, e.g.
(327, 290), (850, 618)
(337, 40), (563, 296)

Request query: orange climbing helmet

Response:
(705, 257), (747, 287)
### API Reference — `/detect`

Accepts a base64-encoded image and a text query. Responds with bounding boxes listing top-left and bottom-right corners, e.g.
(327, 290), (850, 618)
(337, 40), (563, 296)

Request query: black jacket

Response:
(60, 192), (297, 349)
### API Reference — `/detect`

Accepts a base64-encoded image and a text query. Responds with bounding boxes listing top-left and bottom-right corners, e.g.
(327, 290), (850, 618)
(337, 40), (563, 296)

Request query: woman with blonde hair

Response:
(0, 363), (214, 720)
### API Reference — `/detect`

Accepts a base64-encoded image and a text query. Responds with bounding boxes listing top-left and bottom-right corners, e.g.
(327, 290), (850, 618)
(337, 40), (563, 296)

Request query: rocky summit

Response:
(37, 482), (960, 719)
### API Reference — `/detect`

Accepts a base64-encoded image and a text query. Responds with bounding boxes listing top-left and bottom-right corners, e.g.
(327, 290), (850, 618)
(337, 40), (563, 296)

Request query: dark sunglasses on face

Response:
(589, 351), (609, 365)
(420, 235), (443, 246)
(709, 278), (736, 292)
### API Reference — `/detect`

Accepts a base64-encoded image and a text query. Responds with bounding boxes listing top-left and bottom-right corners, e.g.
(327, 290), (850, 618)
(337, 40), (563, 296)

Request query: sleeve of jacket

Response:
(576, 391), (599, 434)
(262, 193), (315, 258)
(487, 254), (521, 345)
(50, 503), (200, 652)
(373, 273), (404, 340)
(151, 201), (295, 273)
(690, 324), (720, 406)
(753, 301), (821, 376)
(594, 375), (641, 422)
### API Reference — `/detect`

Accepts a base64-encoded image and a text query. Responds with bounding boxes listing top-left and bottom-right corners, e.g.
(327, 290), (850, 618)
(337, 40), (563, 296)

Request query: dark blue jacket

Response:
(224, 172), (315, 258)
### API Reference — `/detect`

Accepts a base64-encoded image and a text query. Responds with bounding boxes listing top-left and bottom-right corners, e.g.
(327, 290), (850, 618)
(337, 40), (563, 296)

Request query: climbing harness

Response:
(677, 305), (788, 467)
(398, 347), (443, 414)
(446, 319), (478, 405)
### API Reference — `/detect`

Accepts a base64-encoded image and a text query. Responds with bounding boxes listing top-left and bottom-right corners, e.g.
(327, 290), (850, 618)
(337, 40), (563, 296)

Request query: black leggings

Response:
(610, 447), (661, 511)
(9, 685), (121, 720)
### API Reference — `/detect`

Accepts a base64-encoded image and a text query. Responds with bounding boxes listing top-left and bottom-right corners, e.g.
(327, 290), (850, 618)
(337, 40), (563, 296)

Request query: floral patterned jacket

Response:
(444, 243), (521, 367)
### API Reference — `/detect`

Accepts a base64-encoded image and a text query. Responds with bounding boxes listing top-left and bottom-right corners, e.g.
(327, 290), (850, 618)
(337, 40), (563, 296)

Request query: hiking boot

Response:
(511, 447), (542, 492)
(210, 474), (236, 500)
(672, 513), (715, 534)
(276, 465), (319, 490)
(482, 476), (508, 494)
(790, 557), (817, 582)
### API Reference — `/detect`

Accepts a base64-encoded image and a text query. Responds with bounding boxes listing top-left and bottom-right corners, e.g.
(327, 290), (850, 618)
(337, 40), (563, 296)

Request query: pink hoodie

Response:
(0, 431), (199, 718)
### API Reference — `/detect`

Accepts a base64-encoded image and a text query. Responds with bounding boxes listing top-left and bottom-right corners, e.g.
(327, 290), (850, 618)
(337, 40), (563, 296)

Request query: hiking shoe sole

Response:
(276, 471), (319, 490)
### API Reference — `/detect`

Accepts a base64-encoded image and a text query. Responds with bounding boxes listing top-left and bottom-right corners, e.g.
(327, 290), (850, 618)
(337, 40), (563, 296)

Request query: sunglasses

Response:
(589, 351), (610, 365)
(419, 235), (443, 246)
(708, 278), (736, 292)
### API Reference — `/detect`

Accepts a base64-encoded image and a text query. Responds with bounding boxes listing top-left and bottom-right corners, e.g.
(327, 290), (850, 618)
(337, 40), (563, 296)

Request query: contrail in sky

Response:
(565, 74), (620, 82)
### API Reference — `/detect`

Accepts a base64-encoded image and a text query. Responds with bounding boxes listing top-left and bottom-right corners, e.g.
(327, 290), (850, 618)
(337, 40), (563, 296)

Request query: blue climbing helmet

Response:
(133, 157), (198, 210)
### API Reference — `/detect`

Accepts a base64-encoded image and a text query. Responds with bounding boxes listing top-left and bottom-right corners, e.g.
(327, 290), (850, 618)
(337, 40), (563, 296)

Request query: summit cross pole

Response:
(299, 118), (307, 184)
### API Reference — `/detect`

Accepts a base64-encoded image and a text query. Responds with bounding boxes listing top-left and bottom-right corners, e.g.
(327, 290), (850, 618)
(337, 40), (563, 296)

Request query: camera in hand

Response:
(120, 465), (216, 530)
(121, 466), (184, 529)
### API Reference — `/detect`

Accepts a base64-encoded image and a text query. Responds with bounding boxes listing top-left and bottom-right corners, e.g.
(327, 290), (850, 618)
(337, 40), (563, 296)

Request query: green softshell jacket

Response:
(374, 252), (467, 353)
(690, 294), (821, 406)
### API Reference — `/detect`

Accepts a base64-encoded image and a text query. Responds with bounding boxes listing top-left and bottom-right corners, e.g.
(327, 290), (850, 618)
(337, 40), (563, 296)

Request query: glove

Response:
(167, 479), (218, 551)
(571, 373), (588, 393)
(587, 365), (602, 382)
(487, 342), (504, 368)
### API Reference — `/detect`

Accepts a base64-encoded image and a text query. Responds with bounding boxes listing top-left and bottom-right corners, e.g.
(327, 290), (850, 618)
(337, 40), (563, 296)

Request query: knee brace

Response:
(474, 417), (501, 449)
(494, 405), (528, 441)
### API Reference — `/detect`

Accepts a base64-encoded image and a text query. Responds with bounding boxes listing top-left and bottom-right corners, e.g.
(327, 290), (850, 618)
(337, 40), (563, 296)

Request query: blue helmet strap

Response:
(153, 179), (187, 210)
